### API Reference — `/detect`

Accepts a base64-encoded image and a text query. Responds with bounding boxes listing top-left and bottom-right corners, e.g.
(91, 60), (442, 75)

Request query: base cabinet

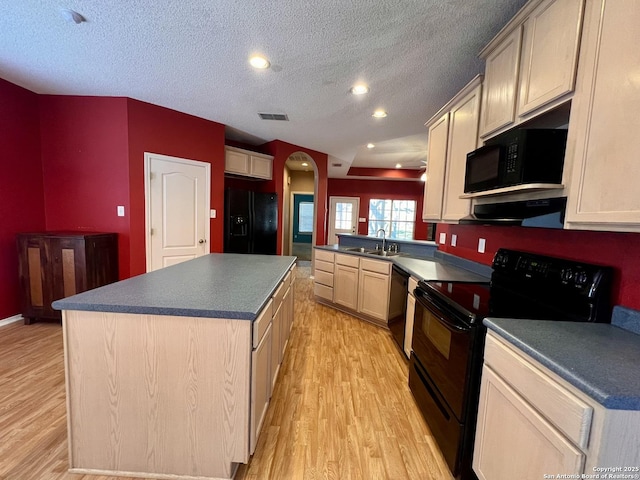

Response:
(17, 232), (118, 324)
(333, 255), (360, 311)
(250, 322), (272, 454)
(357, 270), (390, 322)
(474, 332), (640, 480)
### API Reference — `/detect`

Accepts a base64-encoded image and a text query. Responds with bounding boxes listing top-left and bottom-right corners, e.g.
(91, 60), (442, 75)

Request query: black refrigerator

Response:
(224, 189), (278, 254)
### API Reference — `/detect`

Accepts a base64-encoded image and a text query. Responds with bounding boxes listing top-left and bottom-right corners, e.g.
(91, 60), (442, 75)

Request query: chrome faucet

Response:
(376, 228), (386, 252)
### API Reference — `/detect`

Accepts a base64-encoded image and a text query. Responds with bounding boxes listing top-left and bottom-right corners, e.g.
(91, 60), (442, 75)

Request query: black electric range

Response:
(409, 248), (613, 480)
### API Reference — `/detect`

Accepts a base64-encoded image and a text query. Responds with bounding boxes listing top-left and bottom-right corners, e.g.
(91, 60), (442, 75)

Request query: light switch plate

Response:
(478, 238), (486, 253)
(451, 234), (457, 247)
(210, 209), (216, 219)
(439, 233), (447, 244)
(359, 217), (366, 223)
(117, 205), (125, 217)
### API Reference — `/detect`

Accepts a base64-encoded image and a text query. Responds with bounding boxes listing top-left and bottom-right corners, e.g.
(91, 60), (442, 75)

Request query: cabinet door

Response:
(441, 84), (481, 221)
(49, 237), (87, 303)
(250, 323), (272, 454)
(480, 27), (522, 137)
(357, 270), (390, 322)
(17, 235), (48, 321)
(250, 155), (272, 180)
(270, 302), (283, 394)
(225, 149), (250, 175)
(280, 286), (291, 361)
(473, 366), (585, 480)
(517, 0), (584, 117)
(422, 113), (450, 221)
(403, 293), (416, 357)
(333, 264), (359, 311)
(565, 0), (640, 231)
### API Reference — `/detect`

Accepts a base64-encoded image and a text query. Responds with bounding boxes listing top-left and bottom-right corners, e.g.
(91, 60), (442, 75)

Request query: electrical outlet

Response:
(117, 205), (125, 217)
(210, 209), (216, 219)
(439, 233), (447, 244)
(478, 238), (486, 253)
(451, 234), (457, 247)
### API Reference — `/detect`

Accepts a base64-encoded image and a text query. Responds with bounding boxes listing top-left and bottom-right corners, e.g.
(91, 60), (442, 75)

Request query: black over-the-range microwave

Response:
(464, 128), (568, 194)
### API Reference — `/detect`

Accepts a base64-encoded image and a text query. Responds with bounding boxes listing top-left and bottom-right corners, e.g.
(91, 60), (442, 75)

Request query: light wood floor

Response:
(0, 267), (452, 480)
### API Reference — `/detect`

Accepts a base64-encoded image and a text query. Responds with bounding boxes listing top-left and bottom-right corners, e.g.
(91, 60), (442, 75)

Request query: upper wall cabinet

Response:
(423, 76), (482, 222)
(480, 0), (584, 139)
(564, 0), (640, 232)
(225, 146), (273, 180)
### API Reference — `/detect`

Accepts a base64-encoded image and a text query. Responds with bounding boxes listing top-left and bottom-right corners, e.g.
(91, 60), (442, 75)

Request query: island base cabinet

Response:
(250, 323), (272, 455)
(473, 366), (585, 480)
(63, 310), (251, 480)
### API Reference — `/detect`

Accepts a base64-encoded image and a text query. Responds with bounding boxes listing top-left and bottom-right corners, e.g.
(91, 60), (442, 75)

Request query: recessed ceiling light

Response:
(395, 163), (402, 169)
(372, 110), (388, 118)
(249, 55), (270, 69)
(350, 84), (370, 95)
(367, 143), (375, 149)
(301, 162), (309, 167)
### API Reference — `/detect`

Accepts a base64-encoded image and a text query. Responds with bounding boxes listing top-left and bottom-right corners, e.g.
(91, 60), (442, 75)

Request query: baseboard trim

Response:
(0, 314), (23, 328)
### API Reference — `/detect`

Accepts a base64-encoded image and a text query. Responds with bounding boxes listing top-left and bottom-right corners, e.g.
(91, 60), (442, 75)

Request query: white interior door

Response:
(145, 153), (210, 271)
(328, 196), (360, 244)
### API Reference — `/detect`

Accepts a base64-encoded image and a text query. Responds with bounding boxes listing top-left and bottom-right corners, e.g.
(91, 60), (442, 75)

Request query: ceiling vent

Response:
(258, 113), (289, 121)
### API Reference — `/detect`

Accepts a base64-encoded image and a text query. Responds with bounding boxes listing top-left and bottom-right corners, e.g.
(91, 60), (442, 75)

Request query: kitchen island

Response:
(53, 253), (296, 480)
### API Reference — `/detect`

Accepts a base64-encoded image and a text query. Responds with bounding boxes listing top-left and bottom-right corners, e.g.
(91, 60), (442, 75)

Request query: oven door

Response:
(411, 287), (476, 422)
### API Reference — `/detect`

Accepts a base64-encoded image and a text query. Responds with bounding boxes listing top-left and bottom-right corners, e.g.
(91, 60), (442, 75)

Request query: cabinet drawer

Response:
(315, 260), (334, 274)
(314, 249), (335, 263)
(408, 276), (419, 293)
(335, 253), (360, 268)
(253, 299), (273, 349)
(360, 258), (391, 275)
(314, 270), (334, 288)
(484, 333), (593, 449)
(284, 270), (292, 287)
(314, 283), (333, 301)
(272, 281), (285, 310)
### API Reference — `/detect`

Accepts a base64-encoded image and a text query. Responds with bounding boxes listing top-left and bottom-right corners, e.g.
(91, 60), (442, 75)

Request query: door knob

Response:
(199, 239), (206, 244)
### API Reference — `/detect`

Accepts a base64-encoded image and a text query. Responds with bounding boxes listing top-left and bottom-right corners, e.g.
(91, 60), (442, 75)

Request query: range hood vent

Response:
(459, 197), (567, 229)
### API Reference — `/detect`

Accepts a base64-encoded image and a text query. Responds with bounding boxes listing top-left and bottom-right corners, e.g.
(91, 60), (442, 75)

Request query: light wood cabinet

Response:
(313, 249), (335, 302)
(225, 146), (273, 180)
(357, 270), (390, 322)
(517, 0), (584, 118)
(479, 0), (584, 139)
(333, 263), (359, 311)
(564, 0), (640, 232)
(250, 321), (272, 454)
(403, 277), (418, 357)
(474, 331), (640, 480)
(17, 232), (118, 324)
(423, 77), (482, 222)
(422, 113), (449, 221)
(480, 27), (522, 137)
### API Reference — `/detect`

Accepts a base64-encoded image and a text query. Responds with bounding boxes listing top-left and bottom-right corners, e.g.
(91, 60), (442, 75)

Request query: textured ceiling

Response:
(0, 0), (527, 177)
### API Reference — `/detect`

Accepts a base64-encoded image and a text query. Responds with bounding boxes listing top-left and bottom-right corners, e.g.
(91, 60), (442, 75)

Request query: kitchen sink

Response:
(365, 250), (400, 257)
(343, 247), (374, 253)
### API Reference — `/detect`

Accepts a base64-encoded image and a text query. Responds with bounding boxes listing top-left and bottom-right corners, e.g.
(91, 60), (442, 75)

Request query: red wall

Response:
(328, 179), (429, 240)
(437, 223), (640, 310)
(126, 99), (226, 276)
(0, 79), (46, 319)
(39, 96), (131, 278)
(263, 140), (329, 252)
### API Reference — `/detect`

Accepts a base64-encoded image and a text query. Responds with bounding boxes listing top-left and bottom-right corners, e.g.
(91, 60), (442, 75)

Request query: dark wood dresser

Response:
(16, 232), (118, 324)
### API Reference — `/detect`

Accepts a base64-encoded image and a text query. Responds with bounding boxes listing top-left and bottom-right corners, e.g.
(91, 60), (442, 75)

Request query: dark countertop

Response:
(484, 318), (640, 410)
(52, 254), (296, 320)
(314, 245), (489, 283)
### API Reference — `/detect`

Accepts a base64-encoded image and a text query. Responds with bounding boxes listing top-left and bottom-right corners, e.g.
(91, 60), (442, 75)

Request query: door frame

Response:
(289, 190), (314, 256)
(328, 196), (360, 244)
(144, 152), (211, 272)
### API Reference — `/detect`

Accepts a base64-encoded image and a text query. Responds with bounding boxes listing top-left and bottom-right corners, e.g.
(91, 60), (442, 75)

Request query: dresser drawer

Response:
(484, 333), (593, 449)
(360, 257), (391, 275)
(314, 249), (335, 263)
(314, 283), (333, 301)
(335, 253), (360, 268)
(314, 270), (334, 287)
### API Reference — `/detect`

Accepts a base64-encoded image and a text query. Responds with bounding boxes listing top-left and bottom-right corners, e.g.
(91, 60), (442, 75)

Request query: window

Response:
(298, 202), (314, 233)
(334, 201), (354, 230)
(368, 199), (416, 240)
